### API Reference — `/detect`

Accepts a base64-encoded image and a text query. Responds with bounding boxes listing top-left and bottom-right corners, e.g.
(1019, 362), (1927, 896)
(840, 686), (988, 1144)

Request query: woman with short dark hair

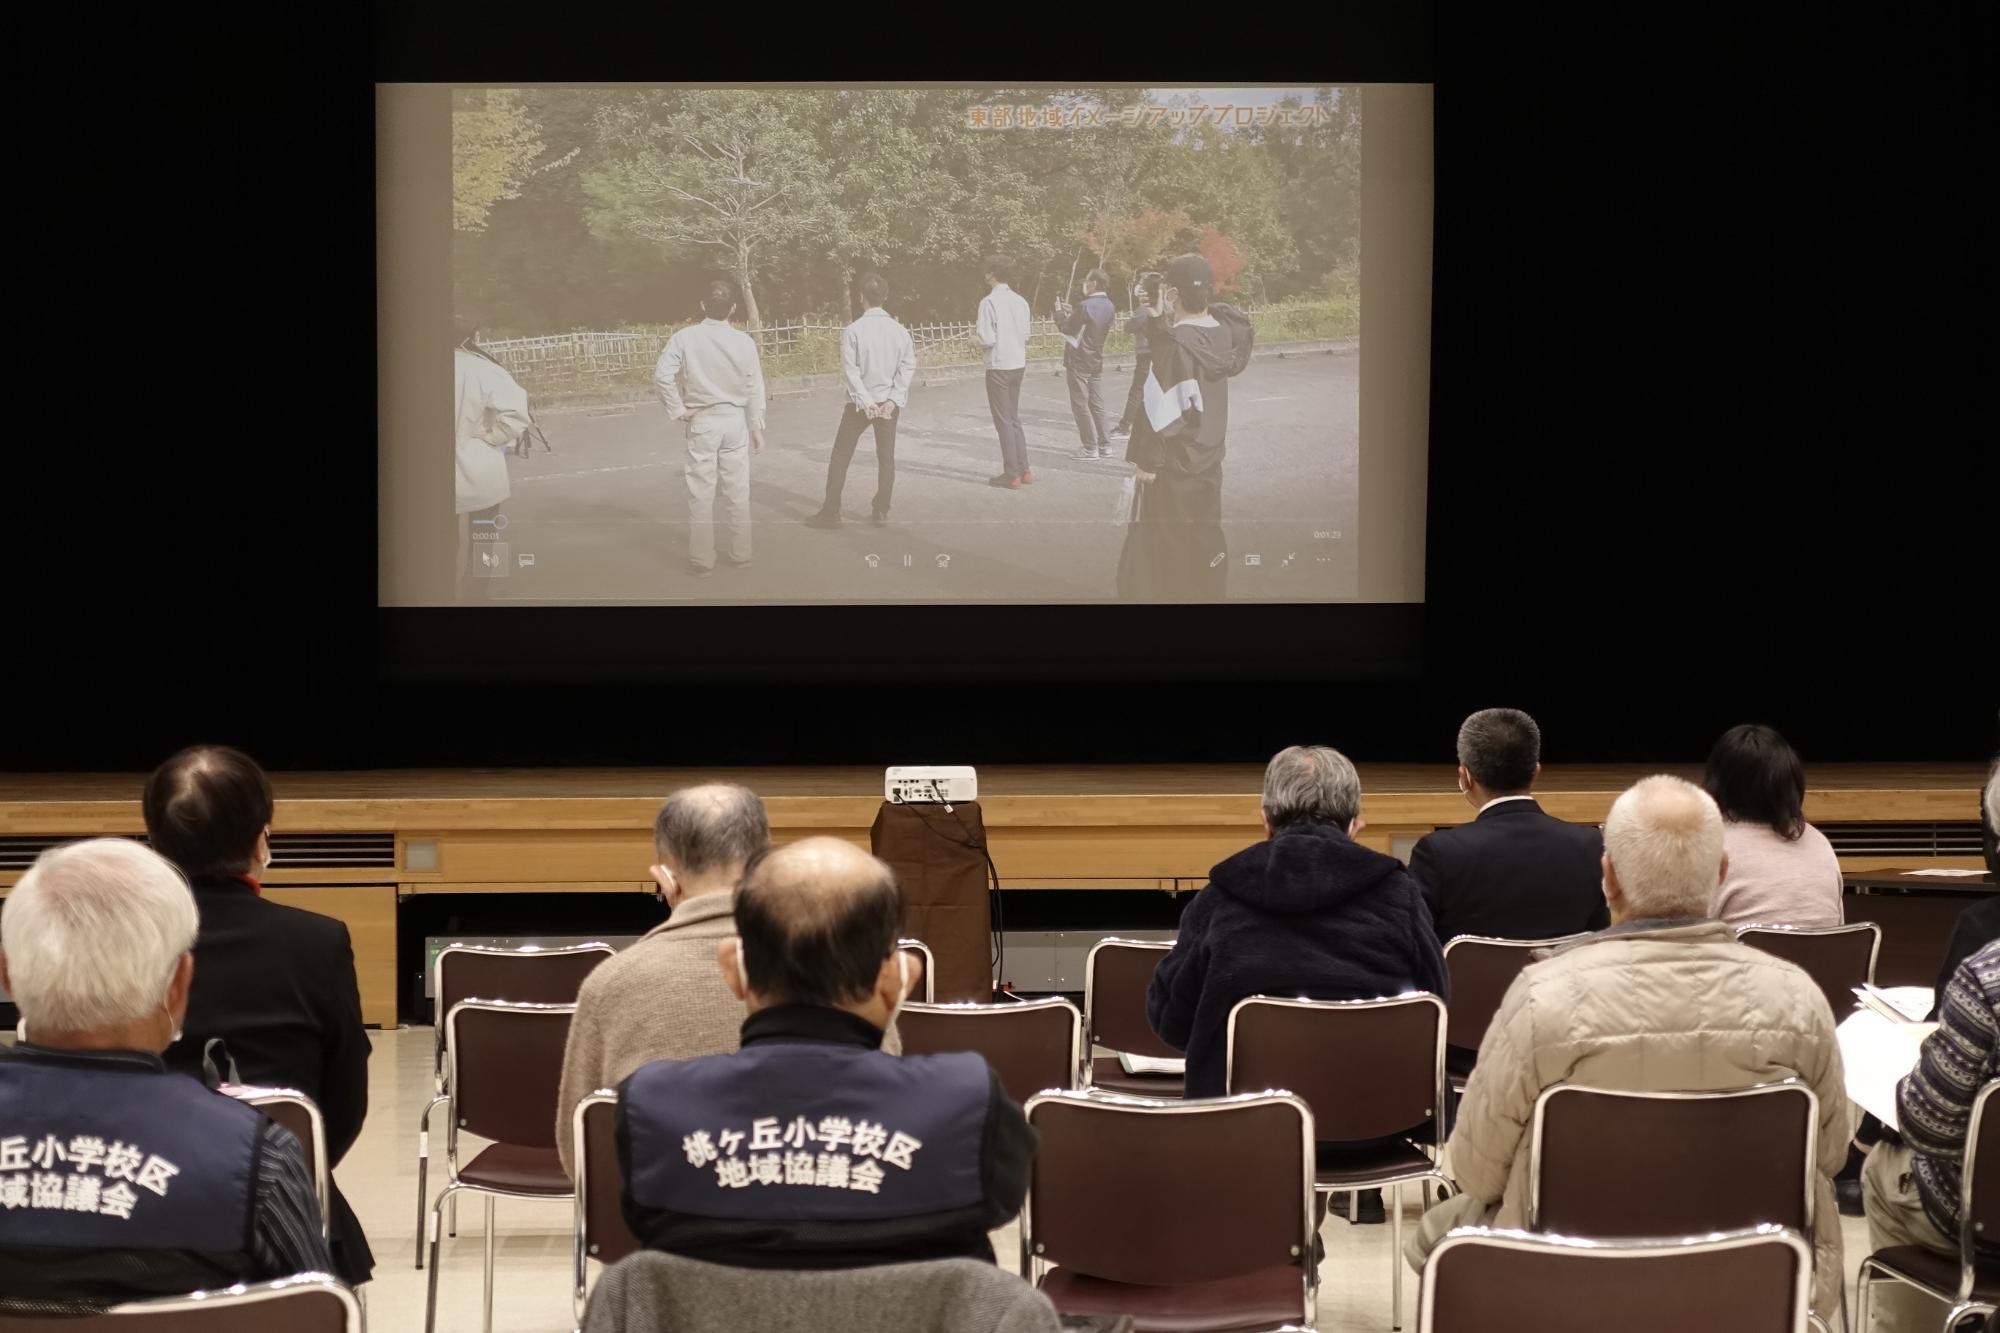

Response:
(1702, 723), (1844, 927)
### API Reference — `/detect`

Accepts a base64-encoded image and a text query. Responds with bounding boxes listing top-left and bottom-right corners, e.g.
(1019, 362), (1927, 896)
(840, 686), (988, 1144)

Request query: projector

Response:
(885, 766), (979, 805)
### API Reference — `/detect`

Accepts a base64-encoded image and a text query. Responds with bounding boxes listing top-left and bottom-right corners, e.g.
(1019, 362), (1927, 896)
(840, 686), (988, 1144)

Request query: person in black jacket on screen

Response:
(144, 745), (374, 1288)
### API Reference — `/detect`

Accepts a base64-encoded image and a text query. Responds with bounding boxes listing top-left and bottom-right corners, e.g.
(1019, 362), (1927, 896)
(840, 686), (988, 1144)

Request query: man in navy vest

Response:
(0, 839), (329, 1313)
(617, 836), (1035, 1269)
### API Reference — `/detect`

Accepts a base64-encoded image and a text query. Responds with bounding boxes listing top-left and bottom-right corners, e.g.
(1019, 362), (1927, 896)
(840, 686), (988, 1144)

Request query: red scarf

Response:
(235, 874), (263, 897)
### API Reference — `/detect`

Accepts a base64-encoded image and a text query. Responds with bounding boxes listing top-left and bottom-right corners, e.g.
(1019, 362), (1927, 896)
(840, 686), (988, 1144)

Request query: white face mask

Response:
(888, 952), (911, 1023)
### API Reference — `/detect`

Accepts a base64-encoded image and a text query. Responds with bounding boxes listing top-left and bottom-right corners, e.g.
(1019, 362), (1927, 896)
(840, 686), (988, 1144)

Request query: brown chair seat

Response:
(1867, 1245), (2000, 1302)
(457, 1142), (571, 1195)
(1315, 1138), (1438, 1188)
(1039, 1264), (1305, 1333)
(1089, 1056), (1186, 1099)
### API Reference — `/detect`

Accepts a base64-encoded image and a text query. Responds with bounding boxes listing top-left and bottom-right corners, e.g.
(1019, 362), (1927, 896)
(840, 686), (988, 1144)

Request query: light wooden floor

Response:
(341, 1027), (1904, 1333)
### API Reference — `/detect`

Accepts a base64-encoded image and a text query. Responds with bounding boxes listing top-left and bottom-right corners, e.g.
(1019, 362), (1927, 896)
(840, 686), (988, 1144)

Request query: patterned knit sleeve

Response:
(1898, 947), (2000, 1158)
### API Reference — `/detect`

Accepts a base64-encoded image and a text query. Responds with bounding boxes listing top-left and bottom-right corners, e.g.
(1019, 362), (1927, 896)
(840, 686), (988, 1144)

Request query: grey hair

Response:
(2, 838), (197, 1033)
(1986, 760), (1999, 836)
(1456, 708), (1542, 792)
(1261, 745), (1362, 831)
(1603, 775), (1726, 919)
(654, 784), (770, 876)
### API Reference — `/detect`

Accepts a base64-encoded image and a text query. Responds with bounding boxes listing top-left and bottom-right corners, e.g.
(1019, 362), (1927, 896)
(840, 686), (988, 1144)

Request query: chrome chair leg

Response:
(482, 1194), (496, 1333)
(414, 1092), (447, 1269)
(423, 1183), (463, 1333)
(1391, 1180), (1404, 1331)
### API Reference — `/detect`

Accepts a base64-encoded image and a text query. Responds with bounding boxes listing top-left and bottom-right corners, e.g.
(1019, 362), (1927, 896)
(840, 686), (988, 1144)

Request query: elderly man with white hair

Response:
(0, 839), (330, 1312)
(1404, 774), (1851, 1321)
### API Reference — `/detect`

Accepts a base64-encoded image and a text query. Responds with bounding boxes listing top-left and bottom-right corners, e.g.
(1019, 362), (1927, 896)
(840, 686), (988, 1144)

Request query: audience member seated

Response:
(559, 784), (772, 1177)
(1148, 744), (1446, 1223)
(143, 744), (374, 1287)
(0, 839), (331, 1313)
(1406, 775), (1850, 1321)
(1860, 936), (2000, 1332)
(1934, 762), (2000, 1000)
(1407, 707), (1608, 944)
(616, 837), (1035, 1270)
(1703, 723), (1843, 927)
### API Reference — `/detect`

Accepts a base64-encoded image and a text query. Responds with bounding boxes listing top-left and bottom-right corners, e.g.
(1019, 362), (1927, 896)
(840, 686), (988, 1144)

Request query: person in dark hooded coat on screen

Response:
(1117, 253), (1256, 599)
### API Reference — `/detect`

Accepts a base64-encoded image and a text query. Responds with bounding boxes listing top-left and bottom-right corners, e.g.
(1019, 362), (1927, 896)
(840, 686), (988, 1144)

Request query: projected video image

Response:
(450, 86), (1361, 604)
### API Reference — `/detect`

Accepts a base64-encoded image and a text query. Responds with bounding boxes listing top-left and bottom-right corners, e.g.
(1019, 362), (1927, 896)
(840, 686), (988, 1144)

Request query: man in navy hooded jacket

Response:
(1148, 745), (1447, 1102)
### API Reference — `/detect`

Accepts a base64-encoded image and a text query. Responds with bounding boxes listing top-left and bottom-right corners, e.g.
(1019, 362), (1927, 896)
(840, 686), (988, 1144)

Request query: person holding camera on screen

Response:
(1116, 254), (1255, 600)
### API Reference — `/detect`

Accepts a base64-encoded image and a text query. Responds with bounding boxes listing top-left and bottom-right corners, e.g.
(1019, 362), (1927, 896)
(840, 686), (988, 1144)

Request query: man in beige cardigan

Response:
(1405, 775), (1851, 1321)
(558, 785), (904, 1176)
(557, 785), (771, 1177)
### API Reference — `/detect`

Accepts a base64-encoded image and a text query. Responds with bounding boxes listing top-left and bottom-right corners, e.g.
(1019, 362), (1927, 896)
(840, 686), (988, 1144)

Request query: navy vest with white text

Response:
(0, 1060), (260, 1253)
(624, 1045), (990, 1221)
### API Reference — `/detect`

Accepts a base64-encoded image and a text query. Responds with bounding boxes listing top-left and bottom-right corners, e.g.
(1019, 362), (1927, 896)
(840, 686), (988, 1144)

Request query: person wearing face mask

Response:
(1147, 745), (1447, 1224)
(556, 784), (910, 1179)
(615, 837), (1035, 1270)
(0, 839), (330, 1312)
(142, 745), (373, 1289)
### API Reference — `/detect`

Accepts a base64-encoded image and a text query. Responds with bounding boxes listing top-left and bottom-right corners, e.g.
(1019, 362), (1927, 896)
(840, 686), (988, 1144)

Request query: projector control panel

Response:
(885, 766), (978, 804)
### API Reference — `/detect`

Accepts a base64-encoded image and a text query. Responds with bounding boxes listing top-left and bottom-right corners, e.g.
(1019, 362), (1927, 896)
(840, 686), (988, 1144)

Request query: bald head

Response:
(733, 838), (903, 1008)
(655, 784), (769, 881)
(1603, 774), (1726, 920)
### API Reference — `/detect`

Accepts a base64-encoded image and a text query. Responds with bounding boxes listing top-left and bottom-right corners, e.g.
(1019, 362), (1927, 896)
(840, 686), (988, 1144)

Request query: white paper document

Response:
(1837, 1008), (1934, 1130)
(1854, 985), (1936, 1024)
(1116, 1052), (1186, 1077)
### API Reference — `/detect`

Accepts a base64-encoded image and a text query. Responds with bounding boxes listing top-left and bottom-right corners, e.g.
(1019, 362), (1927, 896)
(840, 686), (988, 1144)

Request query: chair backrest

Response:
(445, 999), (575, 1150)
(1083, 938), (1178, 1059)
(897, 998), (1082, 1105)
(0, 1273), (361, 1332)
(1961, 1079), (2000, 1278)
(1226, 993), (1445, 1145)
(1418, 1226), (1811, 1333)
(435, 942), (615, 1014)
(896, 939), (937, 1004)
(225, 1086), (329, 1237)
(1023, 1090), (1314, 1290)
(573, 1091), (641, 1312)
(581, 1250), (1058, 1333)
(1734, 923), (1881, 1017)
(1529, 1082), (1817, 1236)
(1441, 935), (1584, 1052)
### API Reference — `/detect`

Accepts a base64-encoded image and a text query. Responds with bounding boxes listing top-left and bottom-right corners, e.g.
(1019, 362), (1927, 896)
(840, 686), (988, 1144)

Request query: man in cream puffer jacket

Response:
(1406, 775), (1850, 1321)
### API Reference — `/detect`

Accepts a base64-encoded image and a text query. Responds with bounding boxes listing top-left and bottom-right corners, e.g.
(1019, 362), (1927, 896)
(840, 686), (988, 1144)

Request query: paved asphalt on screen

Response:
(476, 350), (1359, 604)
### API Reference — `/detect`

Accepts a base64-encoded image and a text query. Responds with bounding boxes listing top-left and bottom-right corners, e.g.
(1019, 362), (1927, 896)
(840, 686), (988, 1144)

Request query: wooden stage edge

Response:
(2, 765), (1988, 1028)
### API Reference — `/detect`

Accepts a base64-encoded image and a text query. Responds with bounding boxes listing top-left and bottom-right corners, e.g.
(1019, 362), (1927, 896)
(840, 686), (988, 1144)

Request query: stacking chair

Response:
(424, 999), (577, 1333)
(897, 997), (1083, 1105)
(1417, 1225), (1813, 1333)
(226, 1085), (330, 1238)
(1082, 938), (1182, 1097)
(415, 941), (613, 1268)
(1226, 993), (1450, 1330)
(0, 1273), (361, 1331)
(1440, 934), (1586, 1088)
(896, 938), (937, 1003)
(1021, 1089), (1318, 1332)
(572, 1091), (642, 1324)
(1856, 1079), (2000, 1333)
(1528, 1081), (1819, 1239)
(1734, 922), (1882, 1019)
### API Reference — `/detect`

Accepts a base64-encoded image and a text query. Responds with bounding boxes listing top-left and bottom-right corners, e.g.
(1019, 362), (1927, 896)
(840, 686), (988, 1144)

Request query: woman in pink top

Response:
(1703, 723), (1845, 927)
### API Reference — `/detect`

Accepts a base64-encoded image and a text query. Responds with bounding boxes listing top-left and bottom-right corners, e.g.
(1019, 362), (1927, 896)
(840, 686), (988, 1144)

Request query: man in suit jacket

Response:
(1408, 709), (1608, 947)
(143, 745), (374, 1288)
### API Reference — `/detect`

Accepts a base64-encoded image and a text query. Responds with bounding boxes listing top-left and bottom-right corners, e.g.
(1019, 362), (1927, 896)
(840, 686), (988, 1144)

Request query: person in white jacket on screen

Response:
(454, 321), (531, 599)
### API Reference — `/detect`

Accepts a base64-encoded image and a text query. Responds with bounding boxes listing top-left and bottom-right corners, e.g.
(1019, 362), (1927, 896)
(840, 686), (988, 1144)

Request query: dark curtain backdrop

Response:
(14, 6), (1990, 772)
